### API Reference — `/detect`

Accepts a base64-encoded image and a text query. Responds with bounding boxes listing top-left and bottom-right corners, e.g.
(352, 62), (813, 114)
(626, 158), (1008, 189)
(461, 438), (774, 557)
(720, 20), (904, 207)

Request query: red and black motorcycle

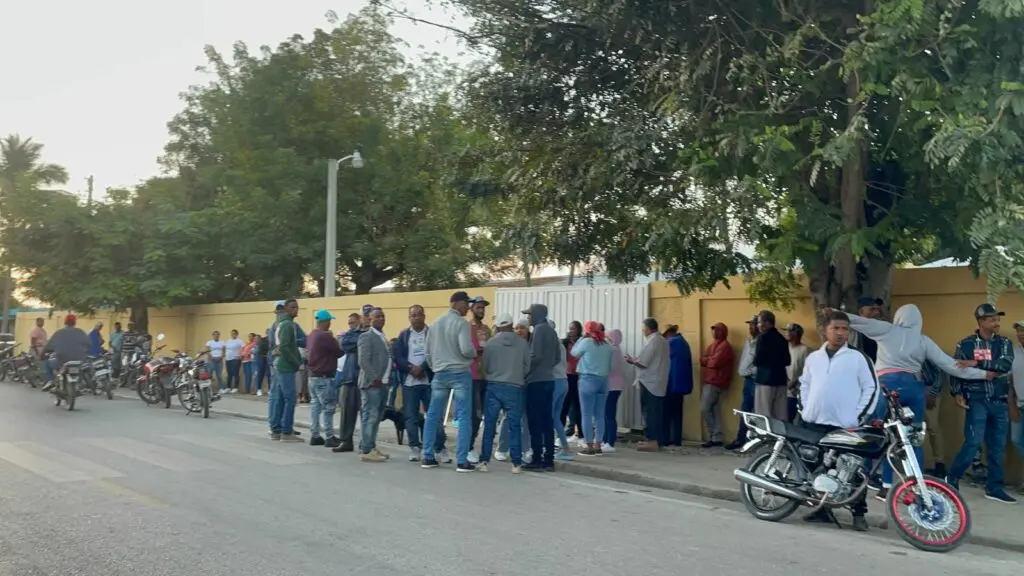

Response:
(136, 334), (177, 409)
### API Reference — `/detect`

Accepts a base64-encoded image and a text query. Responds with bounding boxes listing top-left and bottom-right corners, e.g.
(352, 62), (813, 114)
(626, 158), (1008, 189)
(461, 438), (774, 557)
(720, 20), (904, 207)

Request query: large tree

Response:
(416, 0), (1024, 308)
(162, 8), (502, 295)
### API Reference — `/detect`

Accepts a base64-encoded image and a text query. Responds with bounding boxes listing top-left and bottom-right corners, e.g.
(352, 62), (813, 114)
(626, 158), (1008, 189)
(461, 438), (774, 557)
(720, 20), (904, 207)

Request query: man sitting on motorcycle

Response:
(41, 314), (91, 392)
(798, 310), (881, 531)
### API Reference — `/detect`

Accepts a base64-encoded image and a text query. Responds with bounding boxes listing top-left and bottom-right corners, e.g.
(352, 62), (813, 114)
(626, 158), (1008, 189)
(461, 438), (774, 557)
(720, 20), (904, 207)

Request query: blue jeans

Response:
(254, 357), (267, 393)
(481, 382), (526, 465)
(359, 386), (387, 454)
(877, 372), (925, 486)
(309, 376), (339, 439)
(268, 370), (297, 435)
(949, 397), (1009, 493)
(243, 362), (254, 393)
(209, 359), (224, 391)
(578, 374), (609, 443)
(423, 371), (472, 464)
(498, 410), (531, 453)
(45, 357), (57, 382)
(403, 384), (446, 450)
(527, 381), (555, 466)
(552, 378), (570, 449)
(733, 376), (755, 442)
(604, 390), (622, 445)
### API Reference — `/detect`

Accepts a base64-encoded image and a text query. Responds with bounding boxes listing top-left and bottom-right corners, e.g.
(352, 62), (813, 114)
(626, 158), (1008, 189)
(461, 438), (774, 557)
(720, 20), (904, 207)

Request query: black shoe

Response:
(701, 441), (723, 448)
(324, 437), (341, 449)
(802, 510), (832, 524)
(523, 462), (546, 472)
(543, 465), (555, 472)
(931, 462), (947, 478)
(874, 488), (888, 502)
(332, 442), (354, 453)
(420, 458), (440, 469)
(309, 436), (325, 446)
(724, 440), (744, 451)
(456, 463), (477, 473)
(946, 476), (960, 491)
(852, 515), (868, 532)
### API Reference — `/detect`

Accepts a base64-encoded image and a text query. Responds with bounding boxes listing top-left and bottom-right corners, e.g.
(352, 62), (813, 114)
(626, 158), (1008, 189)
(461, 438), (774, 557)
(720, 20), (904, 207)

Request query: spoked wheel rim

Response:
(890, 478), (967, 546)
(744, 453), (801, 513)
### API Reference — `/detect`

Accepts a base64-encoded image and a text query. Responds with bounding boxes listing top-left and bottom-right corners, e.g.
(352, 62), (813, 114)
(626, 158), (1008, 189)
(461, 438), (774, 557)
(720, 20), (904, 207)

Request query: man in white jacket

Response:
(797, 310), (880, 531)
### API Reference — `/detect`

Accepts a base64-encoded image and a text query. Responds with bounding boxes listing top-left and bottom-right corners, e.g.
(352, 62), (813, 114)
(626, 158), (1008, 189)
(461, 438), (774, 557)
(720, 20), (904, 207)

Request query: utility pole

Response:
(86, 175), (94, 208)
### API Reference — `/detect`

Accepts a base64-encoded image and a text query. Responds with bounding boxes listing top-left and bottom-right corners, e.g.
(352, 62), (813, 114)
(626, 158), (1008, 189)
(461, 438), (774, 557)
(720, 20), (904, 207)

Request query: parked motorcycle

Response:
(0, 346), (40, 388)
(733, 387), (970, 553)
(81, 353), (115, 400)
(173, 351), (216, 418)
(49, 354), (83, 411)
(120, 347), (150, 389)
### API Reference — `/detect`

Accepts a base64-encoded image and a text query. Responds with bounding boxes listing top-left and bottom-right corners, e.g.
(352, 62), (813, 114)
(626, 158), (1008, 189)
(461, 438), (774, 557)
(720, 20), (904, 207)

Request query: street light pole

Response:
(324, 151), (364, 298)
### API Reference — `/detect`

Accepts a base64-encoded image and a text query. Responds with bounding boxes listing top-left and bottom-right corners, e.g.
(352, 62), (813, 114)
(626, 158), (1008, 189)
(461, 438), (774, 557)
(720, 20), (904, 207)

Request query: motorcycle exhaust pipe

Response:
(734, 469), (806, 501)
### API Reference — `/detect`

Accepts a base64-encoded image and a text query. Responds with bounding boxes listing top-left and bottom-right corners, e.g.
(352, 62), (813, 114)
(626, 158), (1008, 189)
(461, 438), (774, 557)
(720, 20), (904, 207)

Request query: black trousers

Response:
(662, 392), (684, 446)
(471, 379), (488, 447)
(527, 381), (555, 466)
(561, 374), (581, 436)
(337, 384), (361, 445)
(800, 420), (868, 516)
(640, 386), (665, 442)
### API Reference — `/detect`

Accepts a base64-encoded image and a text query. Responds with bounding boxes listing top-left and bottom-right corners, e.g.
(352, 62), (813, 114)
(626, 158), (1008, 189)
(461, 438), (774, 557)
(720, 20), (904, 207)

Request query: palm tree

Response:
(0, 135), (69, 332)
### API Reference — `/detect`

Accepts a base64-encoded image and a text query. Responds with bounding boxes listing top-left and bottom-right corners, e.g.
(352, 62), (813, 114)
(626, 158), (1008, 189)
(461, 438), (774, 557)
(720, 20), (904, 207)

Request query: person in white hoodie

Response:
(829, 303), (994, 499)
(797, 310), (878, 530)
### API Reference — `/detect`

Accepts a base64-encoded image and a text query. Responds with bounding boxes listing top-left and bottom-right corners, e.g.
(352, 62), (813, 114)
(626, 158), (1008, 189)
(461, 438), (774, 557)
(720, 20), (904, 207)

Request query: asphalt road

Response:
(0, 384), (1021, 576)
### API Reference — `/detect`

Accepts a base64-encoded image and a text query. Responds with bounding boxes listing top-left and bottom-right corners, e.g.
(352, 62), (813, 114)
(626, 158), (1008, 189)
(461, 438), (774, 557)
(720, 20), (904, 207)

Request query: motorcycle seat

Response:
(767, 418), (826, 445)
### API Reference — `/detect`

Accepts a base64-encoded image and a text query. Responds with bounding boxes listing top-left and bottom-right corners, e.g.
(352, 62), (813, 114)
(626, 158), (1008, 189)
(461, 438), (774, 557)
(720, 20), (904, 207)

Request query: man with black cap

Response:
(333, 304), (374, 453)
(422, 291), (477, 471)
(946, 303), (1016, 503)
(849, 297), (883, 362)
(467, 295), (492, 463)
(752, 310), (791, 421)
(725, 316), (760, 450)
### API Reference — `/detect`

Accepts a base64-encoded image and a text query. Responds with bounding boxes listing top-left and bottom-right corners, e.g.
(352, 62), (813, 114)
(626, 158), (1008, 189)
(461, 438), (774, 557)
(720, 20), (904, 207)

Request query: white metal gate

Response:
(493, 283), (649, 430)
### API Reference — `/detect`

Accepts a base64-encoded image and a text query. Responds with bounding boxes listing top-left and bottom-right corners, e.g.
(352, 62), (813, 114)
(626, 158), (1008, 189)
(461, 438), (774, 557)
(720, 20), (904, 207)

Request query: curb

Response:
(137, 396), (1023, 553)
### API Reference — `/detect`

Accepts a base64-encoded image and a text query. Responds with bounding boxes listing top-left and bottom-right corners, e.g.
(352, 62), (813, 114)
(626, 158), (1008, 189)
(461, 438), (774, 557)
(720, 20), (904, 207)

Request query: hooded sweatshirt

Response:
(607, 329), (629, 391)
(847, 304), (989, 381)
(701, 324), (735, 388)
(426, 308), (477, 373)
(525, 304), (560, 383)
(667, 334), (694, 395)
(482, 330), (531, 387)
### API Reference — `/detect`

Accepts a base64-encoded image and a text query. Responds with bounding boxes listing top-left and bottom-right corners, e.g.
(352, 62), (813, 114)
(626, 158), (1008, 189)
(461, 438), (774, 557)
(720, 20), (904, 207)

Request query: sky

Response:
(0, 0), (472, 197)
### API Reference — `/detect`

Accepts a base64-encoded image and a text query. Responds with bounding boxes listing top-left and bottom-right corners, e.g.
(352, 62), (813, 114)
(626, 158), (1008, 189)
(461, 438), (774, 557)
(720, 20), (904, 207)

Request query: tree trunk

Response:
(130, 304), (149, 334)
(0, 268), (11, 334)
(567, 263), (576, 286)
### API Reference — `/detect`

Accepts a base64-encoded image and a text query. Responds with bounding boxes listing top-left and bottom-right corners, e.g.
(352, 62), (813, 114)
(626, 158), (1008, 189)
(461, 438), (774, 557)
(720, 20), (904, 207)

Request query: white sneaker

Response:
(601, 443), (616, 453)
(524, 450), (534, 464)
(257, 390), (263, 396)
(229, 389), (237, 394)
(438, 449), (453, 464)
(573, 437), (588, 447)
(494, 451), (509, 462)
(467, 450), (480, 464)
(409, 447), (421, 462)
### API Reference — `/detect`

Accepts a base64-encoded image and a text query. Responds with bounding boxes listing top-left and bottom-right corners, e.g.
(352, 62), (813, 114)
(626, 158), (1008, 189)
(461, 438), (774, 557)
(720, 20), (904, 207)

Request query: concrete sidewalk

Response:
(133, 390), (1024, 553)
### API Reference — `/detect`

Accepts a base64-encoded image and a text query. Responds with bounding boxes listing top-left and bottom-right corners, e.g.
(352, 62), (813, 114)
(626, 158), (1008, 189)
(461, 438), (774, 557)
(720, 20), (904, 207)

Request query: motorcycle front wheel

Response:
(136, 378), (161, 405)
(886, 475), (971, 553)
(200, 388), (210, 419)
(163, 385), (172, 409)
(738, 448), (803, 522)
(104, 378), (114, 400)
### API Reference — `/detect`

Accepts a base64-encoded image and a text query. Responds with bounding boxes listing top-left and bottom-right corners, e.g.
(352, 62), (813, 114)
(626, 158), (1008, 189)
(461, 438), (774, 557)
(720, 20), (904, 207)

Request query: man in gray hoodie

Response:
(522, 303), (560, 471)
(477, 312), (531, 473)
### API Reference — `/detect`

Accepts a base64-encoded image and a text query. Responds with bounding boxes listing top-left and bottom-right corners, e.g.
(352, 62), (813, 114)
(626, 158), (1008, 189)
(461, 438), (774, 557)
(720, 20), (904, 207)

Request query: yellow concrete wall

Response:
(651, 267), (1024, 481)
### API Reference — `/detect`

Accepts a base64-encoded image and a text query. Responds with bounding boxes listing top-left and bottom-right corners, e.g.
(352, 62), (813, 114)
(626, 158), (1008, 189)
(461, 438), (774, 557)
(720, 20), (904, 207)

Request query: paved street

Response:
(0, 384), (1022, 576)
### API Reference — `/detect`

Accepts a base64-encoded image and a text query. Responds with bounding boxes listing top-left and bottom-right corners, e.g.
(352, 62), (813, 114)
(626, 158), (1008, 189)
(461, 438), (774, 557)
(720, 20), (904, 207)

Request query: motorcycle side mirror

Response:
(157, 333), (166, 341)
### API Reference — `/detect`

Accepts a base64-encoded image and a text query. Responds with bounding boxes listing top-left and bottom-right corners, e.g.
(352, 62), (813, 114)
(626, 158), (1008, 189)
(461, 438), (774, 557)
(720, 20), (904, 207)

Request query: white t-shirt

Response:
(405, 328), (429, 386)
(207, 340), (226, 360)
(225, 338), (245, 361)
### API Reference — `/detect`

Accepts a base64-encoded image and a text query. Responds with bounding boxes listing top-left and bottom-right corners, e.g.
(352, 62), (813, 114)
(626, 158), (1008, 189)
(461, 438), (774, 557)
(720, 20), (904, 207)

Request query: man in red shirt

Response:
(699, 322), (735, 447)
(307, 309), (343, 448)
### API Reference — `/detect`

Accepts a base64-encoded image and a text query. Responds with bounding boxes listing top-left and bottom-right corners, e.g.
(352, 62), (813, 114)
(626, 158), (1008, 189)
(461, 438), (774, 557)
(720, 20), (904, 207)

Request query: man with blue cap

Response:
(332, 304), (374, 453)
(307, 309), (343, 447)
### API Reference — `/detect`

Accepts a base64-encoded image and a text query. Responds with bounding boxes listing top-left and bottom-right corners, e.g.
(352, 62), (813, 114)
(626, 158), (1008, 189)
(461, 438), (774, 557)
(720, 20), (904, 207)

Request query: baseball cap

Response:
(64, 313), (77, 325)
(314, 309), (335, 322)
(515, 317), (530, 328)
(974, 303), (1005, 319)
(468, 296), (490, 306)
(274, 300), (286, 310)
(785, 323), (804, 335)
(360, 304), (374, 315)
(495, 312), (513, 328)
(450, 291), (470, 303)
(744, 315), (759, 324)
(1014, 320), (1024, 330)
(856, 296), (883, 308)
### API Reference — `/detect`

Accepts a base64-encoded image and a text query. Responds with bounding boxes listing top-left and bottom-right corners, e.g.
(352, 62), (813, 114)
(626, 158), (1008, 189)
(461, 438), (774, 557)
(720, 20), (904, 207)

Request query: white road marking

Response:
(0, 441), (125, 482)
(80, 437), (219, 472)
(165, 434), (319, 466)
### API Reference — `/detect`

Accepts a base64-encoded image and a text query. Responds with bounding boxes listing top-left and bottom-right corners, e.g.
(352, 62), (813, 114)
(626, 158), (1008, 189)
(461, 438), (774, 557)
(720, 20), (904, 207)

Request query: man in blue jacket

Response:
(332, 306), (372, 453)
(393, 304), (448, 462)
(662, 325), (693, 446)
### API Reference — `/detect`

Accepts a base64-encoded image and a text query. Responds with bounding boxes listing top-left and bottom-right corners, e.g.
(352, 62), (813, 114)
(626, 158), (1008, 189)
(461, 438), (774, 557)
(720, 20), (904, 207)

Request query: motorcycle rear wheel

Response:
(200, 388), (210, 419)
(104, 378), (114, 400)
(887, 475), (971, 553)
(137, 379), (161, 405)
(64, 378), (76, 411)
(739, 448), (803, 522)
(164, 386), (172, 409)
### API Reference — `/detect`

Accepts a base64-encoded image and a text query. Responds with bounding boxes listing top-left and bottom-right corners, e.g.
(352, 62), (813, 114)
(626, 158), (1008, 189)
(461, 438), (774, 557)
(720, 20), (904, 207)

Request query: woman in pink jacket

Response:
(603, 329), (629, 452)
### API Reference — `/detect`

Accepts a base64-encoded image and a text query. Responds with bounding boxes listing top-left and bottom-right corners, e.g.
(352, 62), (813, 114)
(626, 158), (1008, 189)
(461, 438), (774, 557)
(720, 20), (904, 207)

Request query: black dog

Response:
(381, 405), (406, 445)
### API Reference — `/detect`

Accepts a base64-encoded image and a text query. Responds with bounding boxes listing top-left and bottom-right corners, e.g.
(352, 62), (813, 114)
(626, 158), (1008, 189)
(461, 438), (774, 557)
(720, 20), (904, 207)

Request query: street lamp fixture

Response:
(324, 151), (364, 298)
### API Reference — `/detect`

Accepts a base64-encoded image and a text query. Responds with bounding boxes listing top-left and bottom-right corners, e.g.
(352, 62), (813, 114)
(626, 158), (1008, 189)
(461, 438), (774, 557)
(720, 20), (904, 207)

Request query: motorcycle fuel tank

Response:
(818, 426), (887, 457)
